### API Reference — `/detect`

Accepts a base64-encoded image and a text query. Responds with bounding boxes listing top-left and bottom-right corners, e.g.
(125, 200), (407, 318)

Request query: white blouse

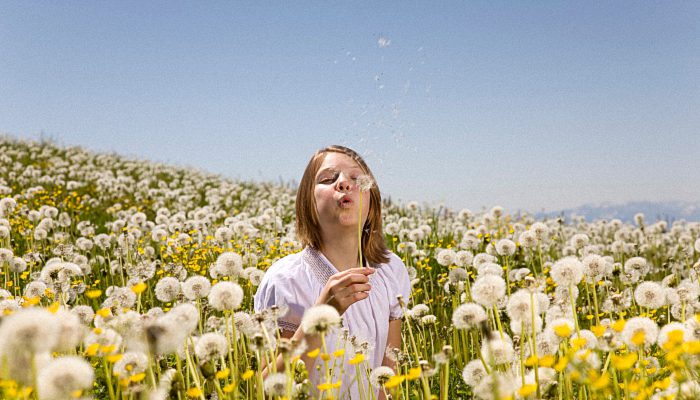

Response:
(254, 246), (411, 399)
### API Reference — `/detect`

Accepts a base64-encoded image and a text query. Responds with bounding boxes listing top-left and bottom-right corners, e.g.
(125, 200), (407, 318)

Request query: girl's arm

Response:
(382, 319), (402, 370)
(377, 319), (402, 400)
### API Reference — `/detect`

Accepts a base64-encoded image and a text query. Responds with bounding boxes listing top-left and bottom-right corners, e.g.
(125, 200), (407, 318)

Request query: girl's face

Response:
(313, 152), (371, 233)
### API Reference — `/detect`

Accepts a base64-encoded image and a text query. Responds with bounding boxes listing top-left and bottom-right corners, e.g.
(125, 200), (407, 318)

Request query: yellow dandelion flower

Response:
(385, 375), (405, 389)
(612, 319), (626, 332)
(554, 324), (572, 338)
(405, 367), (421, 380)
(307, 348), (320, 358)
(554, 357), (568, 372)
(591, 325), (606, 337)
(216, 369), (230, 379)
(47, 301), (60, 313)
(106, 354), (123, 363)
(348, 353), (365, 365)
(525, 355), (538, 367)
(631, 331), (646, 346)
(86, 290), (102, 299)
(131, 282), (147, 294)
(333, 349), (345, 358)
(96, 308), (111, 317)
(241, 370), (254, 380)
(611, 353), (637, 371)
(130, 373), (146, 382)
(187, 387), (203, 397)
(517, 384), (537, 397)
(539, 355), (555, 368)
(592, 374), (609, 390)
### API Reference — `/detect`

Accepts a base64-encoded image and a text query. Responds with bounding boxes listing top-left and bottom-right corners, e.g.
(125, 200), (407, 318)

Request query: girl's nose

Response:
(336, 173), (353, 192)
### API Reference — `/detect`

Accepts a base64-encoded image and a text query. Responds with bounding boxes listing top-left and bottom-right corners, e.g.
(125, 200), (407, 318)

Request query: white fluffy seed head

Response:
(215, 252), (243, 277)
(506, 289), (540, 322)
(550, 256), (584, 287)
(194, 332), (227, 363)
(621, 316), (659, 350)
(37, 356), (94, 400)
(369, 366), (395, 388)
(452, 303), (487, 330)
(300, 304), (340, 335)
(182, 275), (211, 300)
(154, 277), (181, 303)
(495, 239), (516, 256)
(263, 372), (287, 396)
(634, 281), (665, 309)
(470, 275), (506, 308)
(208, 281), (244, 311)
(462, 360), (487, 387)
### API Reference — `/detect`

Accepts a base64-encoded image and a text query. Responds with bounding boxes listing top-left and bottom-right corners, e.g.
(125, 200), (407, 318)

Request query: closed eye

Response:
(318, 173), (339, 184)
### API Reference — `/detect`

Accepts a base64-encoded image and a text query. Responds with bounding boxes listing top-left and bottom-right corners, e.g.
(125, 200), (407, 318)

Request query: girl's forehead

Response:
(317, 152), (362, 171)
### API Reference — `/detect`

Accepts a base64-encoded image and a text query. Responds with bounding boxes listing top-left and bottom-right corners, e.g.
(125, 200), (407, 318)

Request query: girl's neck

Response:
(319, 229), (362, 271)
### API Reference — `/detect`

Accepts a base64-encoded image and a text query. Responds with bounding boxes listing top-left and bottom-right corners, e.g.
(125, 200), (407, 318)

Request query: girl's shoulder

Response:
(262, 250), (306, 281)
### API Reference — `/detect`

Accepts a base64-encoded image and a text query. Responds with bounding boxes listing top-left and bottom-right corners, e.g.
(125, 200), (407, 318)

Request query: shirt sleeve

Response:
(253, 265), (303, 333)
(387, 252), (411, 320)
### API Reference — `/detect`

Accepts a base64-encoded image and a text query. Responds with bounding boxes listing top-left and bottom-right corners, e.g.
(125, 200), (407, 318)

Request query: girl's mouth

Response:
(338, 196), (354, 208)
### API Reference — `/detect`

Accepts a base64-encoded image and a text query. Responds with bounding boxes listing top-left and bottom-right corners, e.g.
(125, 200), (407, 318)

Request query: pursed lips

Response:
(337, 195), (354, 208)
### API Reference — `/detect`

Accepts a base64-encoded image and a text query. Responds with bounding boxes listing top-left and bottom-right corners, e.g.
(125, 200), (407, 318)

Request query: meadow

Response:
(0, 137), (698, 400)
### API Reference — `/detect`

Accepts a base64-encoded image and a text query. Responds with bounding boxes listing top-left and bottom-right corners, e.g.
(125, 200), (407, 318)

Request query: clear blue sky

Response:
(1, 1), (698, 212)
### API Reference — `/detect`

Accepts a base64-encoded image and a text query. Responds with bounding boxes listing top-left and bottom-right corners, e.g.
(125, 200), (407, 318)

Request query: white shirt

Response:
(254, 246), (411, 399)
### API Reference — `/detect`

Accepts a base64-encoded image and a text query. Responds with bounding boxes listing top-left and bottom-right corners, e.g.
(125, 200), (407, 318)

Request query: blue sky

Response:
(1, 1), (698, 212)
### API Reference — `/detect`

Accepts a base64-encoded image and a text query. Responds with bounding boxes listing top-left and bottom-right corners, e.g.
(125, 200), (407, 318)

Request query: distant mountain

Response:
(535, 201), (700, 223)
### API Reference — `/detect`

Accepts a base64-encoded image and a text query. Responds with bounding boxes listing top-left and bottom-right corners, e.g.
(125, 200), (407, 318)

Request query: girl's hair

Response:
(296, 145), (389, 265)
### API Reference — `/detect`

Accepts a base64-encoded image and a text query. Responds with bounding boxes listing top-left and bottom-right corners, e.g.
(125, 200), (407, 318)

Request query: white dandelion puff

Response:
(37, 356), (94, 400)
(182, 275), (211, 300)
(634, 281), (665, 309)
(470, 275), (506, 308)
(208, 281), (244, 311)
(369, 366), (395, 388)
(300, 304), (341, 335)
(550, 257), (584, 287)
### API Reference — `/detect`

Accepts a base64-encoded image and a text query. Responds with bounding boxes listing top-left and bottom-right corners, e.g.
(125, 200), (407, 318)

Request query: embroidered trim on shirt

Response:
(303, 247), (335, 285)
(303, 246), (381, 286)
(278, 319), (299, 333)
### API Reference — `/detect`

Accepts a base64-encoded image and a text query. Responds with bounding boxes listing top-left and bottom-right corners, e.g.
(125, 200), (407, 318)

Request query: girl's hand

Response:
(315, 267), (375, 315)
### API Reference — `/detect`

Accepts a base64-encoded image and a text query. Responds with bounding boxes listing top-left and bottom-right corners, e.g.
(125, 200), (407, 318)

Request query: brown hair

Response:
(296, 145), (389, 265)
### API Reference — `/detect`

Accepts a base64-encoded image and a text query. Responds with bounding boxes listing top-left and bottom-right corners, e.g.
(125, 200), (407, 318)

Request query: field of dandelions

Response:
(1, 137), (700, 400)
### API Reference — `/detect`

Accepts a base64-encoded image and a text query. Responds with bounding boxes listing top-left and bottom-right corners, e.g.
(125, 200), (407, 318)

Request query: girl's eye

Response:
(319, 175), (338, 184)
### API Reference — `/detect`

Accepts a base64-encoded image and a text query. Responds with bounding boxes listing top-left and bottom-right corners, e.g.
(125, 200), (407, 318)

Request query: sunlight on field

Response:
(0, 137), (699, 399)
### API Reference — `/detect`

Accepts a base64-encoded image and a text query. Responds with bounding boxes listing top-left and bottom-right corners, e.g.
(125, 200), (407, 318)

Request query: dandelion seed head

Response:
(300, 304), (341, 335)
(471, 275), (506, 308)
(113, 351), (148, 378)
(461, 360), (487, 387)
(154, 276), (181, 303)
(37, 356), (94, 400)
(194, 332), (227, 363)
(369, 366), (395, 388)
(495, 239), (516, 256)
(182, 275), (211, 300)
(550, 256), (584, 287)
(208, 281), (244, 311)
(263, 372), (287, 396)
(622, 316), (659, 350)
(634, 281), (665, 309)
(436, 249), (457, 266)
(506, 289), (540, 322)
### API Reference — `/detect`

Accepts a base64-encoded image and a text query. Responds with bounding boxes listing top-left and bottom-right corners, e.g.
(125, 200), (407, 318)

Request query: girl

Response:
(254, 145), (411, 399)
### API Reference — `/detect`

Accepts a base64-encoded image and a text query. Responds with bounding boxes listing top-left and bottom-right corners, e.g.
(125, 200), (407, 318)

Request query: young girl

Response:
(254, 145), (411, 399)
